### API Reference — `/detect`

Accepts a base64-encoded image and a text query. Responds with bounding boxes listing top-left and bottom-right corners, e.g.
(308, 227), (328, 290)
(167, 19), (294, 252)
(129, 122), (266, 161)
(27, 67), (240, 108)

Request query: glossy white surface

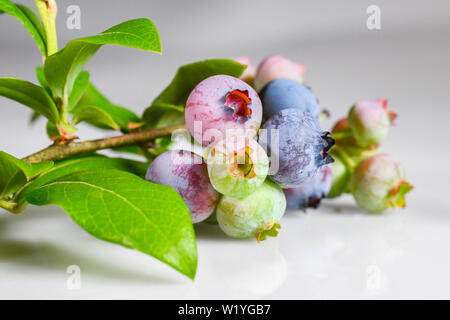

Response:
(1, 193), (449, 299)
(1, 0), (449, 299)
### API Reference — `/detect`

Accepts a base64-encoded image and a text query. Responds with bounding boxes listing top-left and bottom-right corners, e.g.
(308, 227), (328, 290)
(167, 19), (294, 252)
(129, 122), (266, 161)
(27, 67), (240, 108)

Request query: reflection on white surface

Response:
(192, 225), (288, 298)
(286, 198), (407, 298)
(0, 193), (449, 299)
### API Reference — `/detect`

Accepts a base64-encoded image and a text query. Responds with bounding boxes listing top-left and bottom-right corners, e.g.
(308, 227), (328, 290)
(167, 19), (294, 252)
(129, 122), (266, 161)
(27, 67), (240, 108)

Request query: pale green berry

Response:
(206, 136), (269, 198)
(347, 100), (397, 147)
(351, 153), (413, 213)
(216, 180), (286, 241)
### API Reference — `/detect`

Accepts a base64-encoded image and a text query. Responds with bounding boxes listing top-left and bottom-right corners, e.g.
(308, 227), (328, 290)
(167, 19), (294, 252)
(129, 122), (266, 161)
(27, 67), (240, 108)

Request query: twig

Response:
(22, 124), (187, 163)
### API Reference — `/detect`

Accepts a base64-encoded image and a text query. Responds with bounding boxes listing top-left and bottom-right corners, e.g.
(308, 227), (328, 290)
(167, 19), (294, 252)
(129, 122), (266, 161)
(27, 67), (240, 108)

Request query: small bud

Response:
(351, 153), (413, 213)
(254, 55), (305, 91)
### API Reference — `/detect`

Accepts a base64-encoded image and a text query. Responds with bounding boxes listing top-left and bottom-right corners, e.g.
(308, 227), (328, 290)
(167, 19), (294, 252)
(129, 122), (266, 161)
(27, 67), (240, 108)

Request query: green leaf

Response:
(30, 110), (42, 124)
(73, 82), (141, 132)
(22, 169), (197, 279)
(0, 170), (26, 200)
(36, 67), (52, 96)
(44, 18), (161, 101)
(0, 151), (54, 180)
(142, 102), (184, 128)
(111, 145), (142, 156)
(16, 4), (46, 42)
(0, 151), (53, 199)
(152, 59), (246, 107)
(72, 105), (119, 130)
(68, 71), (89, 109)
(31, 67), (58, 125)
(45, 119), (59, 140)
(157, 109), (185, 127)
(0, 0), (46, 54)
(143, 59), (246, 126)
(14, 155), (147, 199)
(0, 77), (59, 123)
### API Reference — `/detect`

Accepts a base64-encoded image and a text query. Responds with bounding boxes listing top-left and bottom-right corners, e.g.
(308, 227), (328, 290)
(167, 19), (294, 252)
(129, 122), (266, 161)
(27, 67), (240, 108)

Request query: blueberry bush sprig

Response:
(0, 0), (413, 280)
(0, 0), (247, 279)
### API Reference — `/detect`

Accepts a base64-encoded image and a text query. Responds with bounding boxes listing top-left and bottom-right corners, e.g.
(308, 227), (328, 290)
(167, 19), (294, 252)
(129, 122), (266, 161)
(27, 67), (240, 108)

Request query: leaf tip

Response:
(186, 265), (197, 281)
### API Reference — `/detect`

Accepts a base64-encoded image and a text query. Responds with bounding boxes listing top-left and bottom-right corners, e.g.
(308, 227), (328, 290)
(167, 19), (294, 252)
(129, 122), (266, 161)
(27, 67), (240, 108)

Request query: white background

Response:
(0, 0), (449, 299)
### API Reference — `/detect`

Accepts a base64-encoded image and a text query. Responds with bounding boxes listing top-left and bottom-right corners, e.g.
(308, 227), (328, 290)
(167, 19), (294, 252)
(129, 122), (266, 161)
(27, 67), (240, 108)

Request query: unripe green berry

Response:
(351, 153), (413, 213)
(217, 180), (286, 241)
(206, 136), (269, 198)
(347, 100), (397, 147)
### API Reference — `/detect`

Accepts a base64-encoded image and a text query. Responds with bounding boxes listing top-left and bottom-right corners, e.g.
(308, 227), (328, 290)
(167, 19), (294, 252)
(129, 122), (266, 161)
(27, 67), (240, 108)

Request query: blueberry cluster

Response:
(146, 55), (413, 241)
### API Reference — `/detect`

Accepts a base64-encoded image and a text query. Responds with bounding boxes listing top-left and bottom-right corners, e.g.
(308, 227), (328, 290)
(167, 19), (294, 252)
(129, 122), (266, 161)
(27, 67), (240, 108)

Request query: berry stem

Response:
(22, 124), (187, 163)
(331, 145), (357, 170)
(331, 129), (353, 140)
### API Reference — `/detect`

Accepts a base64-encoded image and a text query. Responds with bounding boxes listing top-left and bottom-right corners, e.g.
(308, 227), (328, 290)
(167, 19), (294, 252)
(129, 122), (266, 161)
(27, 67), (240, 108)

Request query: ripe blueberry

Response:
(216, 180), (286, 241)
(259, 108), (335, 188)
(351, 153), (413, 213)
(259, 78), (320, 121)
(205, 135), (269, 198)
(284, 164), (332, 210)
(146, 150), (219, 223)
(254, 55), (306, 92)
(185, 75), (262, 147)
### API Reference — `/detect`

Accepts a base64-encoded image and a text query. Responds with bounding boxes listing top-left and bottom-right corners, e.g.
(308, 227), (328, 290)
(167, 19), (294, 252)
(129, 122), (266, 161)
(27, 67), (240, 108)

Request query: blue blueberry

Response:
(283, 165), (332, 210)
(259, 78), (320, 121)
(258, 108), (334, 188)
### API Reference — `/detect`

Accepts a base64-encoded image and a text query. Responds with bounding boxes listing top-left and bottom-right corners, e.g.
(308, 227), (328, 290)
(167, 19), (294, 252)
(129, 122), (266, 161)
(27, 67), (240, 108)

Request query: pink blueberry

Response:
(185, 75), (262, 147)
(254, 55), (306, 91)
(145, 150), (219, 223)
